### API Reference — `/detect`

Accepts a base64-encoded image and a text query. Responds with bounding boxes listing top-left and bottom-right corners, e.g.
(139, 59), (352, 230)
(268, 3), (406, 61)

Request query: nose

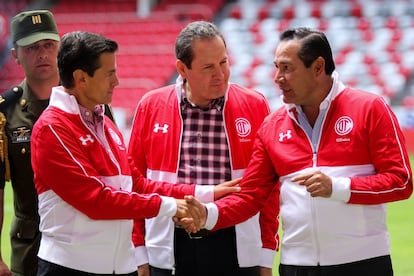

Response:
(274, 71), (285, 84)
(114, 75), (120, 87)
(38, 47), (48, 60)
(214, 68), (224, 79)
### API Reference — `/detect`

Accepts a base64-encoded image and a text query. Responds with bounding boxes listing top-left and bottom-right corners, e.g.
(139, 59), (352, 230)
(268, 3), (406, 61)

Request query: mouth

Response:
(37, 63), (51, 69)
(280, 87), (291, 94)
(211, 82), (228, 91)
(211, 82), (224, 87)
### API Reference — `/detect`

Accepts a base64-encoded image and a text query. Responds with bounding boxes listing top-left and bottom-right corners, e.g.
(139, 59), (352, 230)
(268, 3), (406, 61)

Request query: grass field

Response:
(1, 158), (413, 275)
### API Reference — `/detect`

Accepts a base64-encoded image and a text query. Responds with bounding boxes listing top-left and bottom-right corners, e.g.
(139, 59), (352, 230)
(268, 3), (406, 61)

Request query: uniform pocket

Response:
(10, 216), (39, 240)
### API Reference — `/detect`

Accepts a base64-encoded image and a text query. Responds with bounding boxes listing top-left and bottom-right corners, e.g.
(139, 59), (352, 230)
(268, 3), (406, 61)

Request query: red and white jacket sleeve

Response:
(347, 97), (412, 204)
(32, 121), (170, 220)
(205, 133), (280, 233)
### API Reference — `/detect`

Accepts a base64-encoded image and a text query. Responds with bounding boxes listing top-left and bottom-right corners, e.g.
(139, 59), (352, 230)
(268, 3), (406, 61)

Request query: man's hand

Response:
(291, 170), (332, 197)
(137, 263), (149, 276)
(214, 177), (241, 200)
(260, 267), (272, 276)
(175, 198), (198, 233)
(0, 259), (11, 276)
(174, 195), (207, 232)
(185, 195), (206, 230)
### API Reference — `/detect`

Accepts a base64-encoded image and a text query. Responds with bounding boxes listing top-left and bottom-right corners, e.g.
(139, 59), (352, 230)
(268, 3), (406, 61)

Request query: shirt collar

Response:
(180, 87), (224, 111)
(79, 104), (105, 125)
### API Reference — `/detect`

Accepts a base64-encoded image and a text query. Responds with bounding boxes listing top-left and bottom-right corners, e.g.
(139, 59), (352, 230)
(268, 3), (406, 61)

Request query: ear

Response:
(176, 59), (187, 78)
(73, 69), (87, 86)
(11, 48), (20, 65)
(313, 57), (325, 76)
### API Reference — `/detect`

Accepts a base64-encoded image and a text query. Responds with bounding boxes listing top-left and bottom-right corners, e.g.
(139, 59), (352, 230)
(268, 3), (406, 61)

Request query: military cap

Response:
(11, 10), (60, 47)
(0, 86), (23, 112)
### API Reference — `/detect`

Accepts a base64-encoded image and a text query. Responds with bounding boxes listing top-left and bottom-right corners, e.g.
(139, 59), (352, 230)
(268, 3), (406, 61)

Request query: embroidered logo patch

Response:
(108, 128), (122, 145)
(153, 123), (169, 133)
(109, 128), (125, 150)
(279, 130), (292, 142)
(235, 118), (251, 138)
(79, 134), (94, 145)
(334, 116), (353, 136)
(11, 127), (31, 143)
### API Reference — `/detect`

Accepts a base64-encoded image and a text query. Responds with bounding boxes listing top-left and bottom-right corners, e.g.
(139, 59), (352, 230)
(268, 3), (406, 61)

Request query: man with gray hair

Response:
(128, 20), (279, 276)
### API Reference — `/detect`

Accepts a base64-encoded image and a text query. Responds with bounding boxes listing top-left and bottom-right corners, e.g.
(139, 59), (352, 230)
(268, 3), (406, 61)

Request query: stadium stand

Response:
(0, 0), (227, 113)
(0, 0), (413, 135)
(0, 0), (31, 87)
(219, 0), (414, 110)
(220, 0), (414, 151)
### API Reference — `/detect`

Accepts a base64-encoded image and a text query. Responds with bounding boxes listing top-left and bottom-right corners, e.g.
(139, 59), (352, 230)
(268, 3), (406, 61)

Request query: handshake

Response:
(173, 177), (241, 232)
(174, 195), (207, 233)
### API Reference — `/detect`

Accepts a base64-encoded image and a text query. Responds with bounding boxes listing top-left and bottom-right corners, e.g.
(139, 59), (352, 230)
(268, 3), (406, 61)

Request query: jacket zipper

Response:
(310, 151), (321, 265)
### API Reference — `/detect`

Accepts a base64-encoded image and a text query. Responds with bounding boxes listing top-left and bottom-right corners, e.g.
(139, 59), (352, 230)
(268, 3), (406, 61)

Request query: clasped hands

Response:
(173, 177), (241, 232)
(174, 195), (206, 233)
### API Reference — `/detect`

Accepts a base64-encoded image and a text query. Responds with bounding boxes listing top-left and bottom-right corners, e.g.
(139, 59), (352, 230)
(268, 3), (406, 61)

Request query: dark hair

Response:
(175, 21), (226, 69)
(279, 27), (335, 75)
(58, 31), (118, 88)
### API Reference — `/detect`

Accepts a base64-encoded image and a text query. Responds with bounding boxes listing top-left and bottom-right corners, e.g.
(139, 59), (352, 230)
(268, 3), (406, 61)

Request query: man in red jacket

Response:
(0, 11), (118, 276)
(189, 27), (413, 276)
(128, 21), (279, 276)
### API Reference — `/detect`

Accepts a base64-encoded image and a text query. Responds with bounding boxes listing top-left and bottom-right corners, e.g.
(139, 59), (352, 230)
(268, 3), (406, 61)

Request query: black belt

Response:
(175, 227), (213, 239)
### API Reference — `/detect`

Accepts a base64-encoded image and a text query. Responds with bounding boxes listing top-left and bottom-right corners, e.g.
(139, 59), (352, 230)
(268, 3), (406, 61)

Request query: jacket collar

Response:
(49, 86), (105, 117)
(285, 71), (346, 116)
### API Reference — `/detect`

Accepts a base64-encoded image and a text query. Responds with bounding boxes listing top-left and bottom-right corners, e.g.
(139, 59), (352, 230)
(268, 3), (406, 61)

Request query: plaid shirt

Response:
(178, 92), (231, 186)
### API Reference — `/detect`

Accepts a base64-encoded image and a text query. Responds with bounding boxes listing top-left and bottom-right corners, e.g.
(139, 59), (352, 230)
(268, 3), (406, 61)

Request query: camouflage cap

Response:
(11, 10), (60, 47)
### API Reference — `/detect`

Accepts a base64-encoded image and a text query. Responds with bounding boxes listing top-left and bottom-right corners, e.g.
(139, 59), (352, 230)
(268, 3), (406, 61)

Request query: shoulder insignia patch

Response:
(0, 86), (23, 113)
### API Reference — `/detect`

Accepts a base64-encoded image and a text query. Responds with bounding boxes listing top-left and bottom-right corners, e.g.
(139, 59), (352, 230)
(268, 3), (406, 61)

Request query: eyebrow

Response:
(274, 60), (291, 66)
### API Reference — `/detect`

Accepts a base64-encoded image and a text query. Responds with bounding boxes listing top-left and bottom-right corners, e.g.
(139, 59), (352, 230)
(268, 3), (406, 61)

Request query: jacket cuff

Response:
(158, 196), (177, 217)
(331, 176), (351, 202)
(194, 185), (214, 203)
(204, 202), (218, 230)
(261, 248), (277, 268)
(135, 245), (149, 266)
